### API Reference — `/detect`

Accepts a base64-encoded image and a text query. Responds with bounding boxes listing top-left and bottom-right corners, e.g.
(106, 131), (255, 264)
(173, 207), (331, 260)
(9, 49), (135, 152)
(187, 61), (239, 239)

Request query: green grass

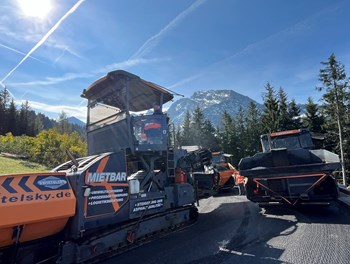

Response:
(0, 156), (49, 175)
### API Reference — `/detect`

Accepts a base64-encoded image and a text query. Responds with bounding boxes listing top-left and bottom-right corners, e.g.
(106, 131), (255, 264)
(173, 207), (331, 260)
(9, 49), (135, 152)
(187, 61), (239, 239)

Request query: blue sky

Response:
(1, 0), (350, 121)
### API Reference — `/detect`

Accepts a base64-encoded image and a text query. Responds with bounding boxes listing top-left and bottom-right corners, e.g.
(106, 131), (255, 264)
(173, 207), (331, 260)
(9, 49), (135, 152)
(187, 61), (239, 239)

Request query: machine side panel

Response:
(83, 152), (129, 218)
(67, 152), (131, 238)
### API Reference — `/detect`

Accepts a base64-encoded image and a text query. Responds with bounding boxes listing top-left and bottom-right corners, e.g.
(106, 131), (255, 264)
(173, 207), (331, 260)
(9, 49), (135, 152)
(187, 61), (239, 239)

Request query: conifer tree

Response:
(0, 87), (11, 135)
(0, 93), (4, 134)
(278, 87), (292, 130)
(234, 106), (247, 158)
(288, 99), (301, 129)
(303, 97), (324, 133)
(18, 101), (30, 135)
(191, 106), (205, 146)
(201, 119), (218, 150)
(180, 111), (192, 146)
(318, 53), (350, 184)
(7, 99), (17, 135)
(245, 102), (263, 155)
(262, 82), (279, 133)
(219, 110), (234, 154)
(174, 125), (182, 149)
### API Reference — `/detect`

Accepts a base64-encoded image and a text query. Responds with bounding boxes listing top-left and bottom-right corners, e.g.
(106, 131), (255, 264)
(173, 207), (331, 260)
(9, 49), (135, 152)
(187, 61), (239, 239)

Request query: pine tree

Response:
(18, 101), (30, 135)
(234, 106), (247, 158)
(180, 111), (192, 146)
(0, 87), (11, 135)
(318, 53), (350, 184)
(201, 119), (218, 150)
(0, 92), (4, 134)
(288, 99), (301, 129)
(7, 99), (17, 135)
(219, 110), (234, 154)
(278, 87), (293, 130)
(303, 97), (324, 133)
(245, 102), (263, 155)
(174, 125), (182, 149)
(262, 82), (279, 133)
(191, 106), (205, 146)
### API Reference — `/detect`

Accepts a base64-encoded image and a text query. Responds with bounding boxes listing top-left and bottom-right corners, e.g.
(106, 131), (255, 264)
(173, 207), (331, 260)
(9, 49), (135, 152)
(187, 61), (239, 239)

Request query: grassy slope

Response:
(0, 156), (49, 175)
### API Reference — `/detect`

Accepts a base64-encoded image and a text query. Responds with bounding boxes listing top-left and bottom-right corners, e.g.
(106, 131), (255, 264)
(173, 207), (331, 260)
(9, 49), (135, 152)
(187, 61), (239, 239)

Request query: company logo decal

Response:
(37, 176), (67, 189)
(87, 172), (127, 183)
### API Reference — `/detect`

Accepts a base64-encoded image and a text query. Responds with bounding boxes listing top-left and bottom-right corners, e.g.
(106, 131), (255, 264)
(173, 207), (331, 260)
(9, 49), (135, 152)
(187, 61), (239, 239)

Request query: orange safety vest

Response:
(144, 123), (161, 130)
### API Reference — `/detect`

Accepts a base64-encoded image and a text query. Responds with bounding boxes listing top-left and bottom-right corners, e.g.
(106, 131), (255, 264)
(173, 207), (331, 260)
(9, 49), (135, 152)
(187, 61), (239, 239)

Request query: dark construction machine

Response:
(239, 129), (341, 207)
(0, 70), (214, 264)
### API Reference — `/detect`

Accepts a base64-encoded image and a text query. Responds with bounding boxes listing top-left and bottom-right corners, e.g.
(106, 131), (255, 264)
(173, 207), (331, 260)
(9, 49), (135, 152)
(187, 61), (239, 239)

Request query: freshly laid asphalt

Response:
(107, 189), (350, 264)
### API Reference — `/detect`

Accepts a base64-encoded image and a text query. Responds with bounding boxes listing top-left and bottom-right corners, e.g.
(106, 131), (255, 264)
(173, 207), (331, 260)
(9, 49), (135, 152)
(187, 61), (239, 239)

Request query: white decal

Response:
(37, 176), (67, 189)
(87, 172), (127, 183)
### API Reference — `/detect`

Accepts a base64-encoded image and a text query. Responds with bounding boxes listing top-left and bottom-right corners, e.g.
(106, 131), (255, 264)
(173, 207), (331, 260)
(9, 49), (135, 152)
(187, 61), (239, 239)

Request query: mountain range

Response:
(166, 90), (263, 126)
(68, 89), (261, 127)
(68, 88), (306, 128)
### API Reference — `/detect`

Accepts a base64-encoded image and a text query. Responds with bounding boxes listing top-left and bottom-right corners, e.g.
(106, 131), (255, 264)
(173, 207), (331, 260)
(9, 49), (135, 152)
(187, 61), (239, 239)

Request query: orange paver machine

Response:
(0, 71), (212, 264)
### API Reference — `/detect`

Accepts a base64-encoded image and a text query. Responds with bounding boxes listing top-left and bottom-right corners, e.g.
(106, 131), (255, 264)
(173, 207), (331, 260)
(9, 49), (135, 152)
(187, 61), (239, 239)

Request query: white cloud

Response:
(129, 0), (207, 60)
(9, 72), (94, 86)
(96, 57), (170, 74)
(16, 99), (87, 121)
(9, 57), (169, 87)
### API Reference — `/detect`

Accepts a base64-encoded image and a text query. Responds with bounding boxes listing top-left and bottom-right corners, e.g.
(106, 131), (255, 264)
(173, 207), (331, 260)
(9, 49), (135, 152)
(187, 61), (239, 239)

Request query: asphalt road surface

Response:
(107, 191), (350, 264)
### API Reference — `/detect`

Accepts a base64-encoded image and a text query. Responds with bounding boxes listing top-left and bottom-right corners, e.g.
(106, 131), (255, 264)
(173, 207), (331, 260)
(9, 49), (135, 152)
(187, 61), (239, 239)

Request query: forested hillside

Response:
(0, 93), (87, 167)
(175, 53), (350, 184)
(0, 92), (85, 138)
(0, 53), (349, 184)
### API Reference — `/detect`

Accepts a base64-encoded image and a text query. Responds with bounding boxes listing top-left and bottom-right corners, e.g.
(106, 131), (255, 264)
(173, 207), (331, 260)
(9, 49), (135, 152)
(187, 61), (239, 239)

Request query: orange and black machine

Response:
(0, 71), (201, 264)
(239, 128), (340, 207)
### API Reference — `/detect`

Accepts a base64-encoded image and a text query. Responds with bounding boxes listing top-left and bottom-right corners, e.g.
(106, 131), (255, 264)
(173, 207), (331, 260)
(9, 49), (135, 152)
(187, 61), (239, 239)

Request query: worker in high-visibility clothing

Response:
(234, 173), (246, 195)
(144, 120), (162, 144)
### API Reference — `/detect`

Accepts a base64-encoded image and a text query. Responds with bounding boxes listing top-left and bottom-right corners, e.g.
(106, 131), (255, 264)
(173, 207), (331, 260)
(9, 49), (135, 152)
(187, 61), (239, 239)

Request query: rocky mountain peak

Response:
(167, 89), (262, 126)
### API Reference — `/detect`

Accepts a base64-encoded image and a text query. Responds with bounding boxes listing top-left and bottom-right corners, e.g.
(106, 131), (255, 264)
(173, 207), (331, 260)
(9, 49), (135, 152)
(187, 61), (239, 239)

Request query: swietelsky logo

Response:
(37, 176), (67, 189)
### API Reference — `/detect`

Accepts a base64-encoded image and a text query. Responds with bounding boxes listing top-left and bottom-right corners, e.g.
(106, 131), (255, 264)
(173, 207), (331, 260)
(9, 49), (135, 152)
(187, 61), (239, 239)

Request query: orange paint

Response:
(0, 172), (76, 247)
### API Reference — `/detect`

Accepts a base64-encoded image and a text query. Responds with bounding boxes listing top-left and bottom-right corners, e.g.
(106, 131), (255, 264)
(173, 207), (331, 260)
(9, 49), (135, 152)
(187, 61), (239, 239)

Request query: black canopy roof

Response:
(81, 70), (174, 112)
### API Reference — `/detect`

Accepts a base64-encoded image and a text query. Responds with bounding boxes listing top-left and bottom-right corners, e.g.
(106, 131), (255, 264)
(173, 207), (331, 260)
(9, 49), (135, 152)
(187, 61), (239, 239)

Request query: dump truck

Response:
(238, 128), (341, 207)
(0, 70), (214, 264)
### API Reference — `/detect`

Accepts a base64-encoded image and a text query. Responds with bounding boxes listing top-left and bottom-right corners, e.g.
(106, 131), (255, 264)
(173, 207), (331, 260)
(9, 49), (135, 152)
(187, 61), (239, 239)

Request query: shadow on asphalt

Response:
(113, 200), (295, 264)
(111, 198), (350, 264)
(187, 201), (296, 264)
(260, 202), (350, 225)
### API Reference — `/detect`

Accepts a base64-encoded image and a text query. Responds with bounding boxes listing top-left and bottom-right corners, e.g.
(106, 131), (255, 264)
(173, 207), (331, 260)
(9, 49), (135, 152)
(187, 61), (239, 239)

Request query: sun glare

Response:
(18, 0), (52, 19)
